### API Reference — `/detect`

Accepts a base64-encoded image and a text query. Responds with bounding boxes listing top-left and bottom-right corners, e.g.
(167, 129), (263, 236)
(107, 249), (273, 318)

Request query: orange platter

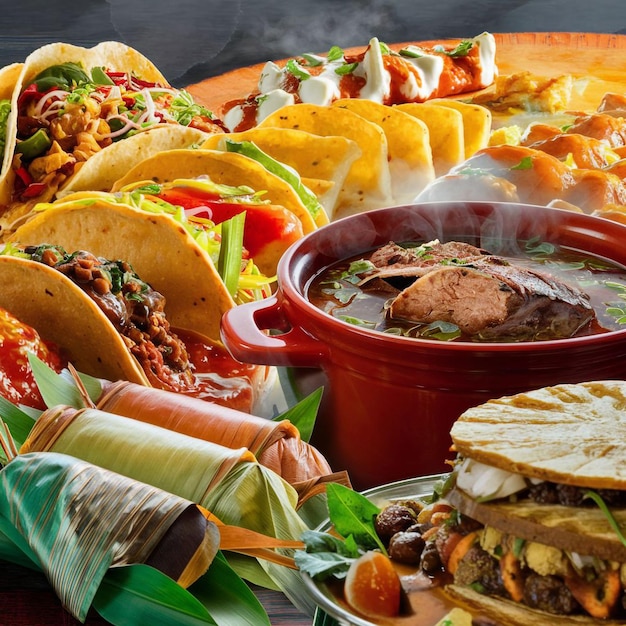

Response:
(187, 32), (626, 116)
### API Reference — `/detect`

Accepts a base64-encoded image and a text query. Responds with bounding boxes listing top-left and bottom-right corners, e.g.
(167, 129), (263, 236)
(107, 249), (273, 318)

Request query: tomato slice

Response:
(156, 187), (302, 259)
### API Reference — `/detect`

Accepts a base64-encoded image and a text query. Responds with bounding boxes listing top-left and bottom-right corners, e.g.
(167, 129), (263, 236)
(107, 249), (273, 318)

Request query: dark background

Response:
(2, 0), (626, 87)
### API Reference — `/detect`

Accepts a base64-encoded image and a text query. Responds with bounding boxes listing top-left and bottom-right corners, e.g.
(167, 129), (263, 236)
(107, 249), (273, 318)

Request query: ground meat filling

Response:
(528, 481), (626, 507)
(453, 544), (507, 598)
(374, 497), (626, 620)
(28, 245), (193, 390)
(523, 572), (580, 615)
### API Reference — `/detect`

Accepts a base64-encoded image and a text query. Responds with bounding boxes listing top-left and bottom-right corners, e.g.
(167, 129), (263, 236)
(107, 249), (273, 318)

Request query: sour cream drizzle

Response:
(223, 32), (497, 132)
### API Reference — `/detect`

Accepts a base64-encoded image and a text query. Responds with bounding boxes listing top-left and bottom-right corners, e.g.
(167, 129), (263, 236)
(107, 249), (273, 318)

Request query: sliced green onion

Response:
(583, 490), (626, 548)
(218, 212), (246, 297)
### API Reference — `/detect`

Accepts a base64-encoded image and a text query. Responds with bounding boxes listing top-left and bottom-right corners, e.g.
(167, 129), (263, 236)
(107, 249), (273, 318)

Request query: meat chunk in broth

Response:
(370, 242), (595, 341)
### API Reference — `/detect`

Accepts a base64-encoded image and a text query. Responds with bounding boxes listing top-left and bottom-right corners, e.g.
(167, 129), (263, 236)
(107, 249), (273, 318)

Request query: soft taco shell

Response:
(111, 147), (318, 233)
(450, 380), (626, 490)
(0, 62), (22, 100)
(2, 41), (169, 178)
(0, 63), (22, 206)
(9, 200), (235, 342)
(0, 255), (149, 384)
(200, 128), (360, 222)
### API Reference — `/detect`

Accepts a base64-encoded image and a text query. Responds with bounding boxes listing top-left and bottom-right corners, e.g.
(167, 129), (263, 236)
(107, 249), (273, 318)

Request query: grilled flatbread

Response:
(450, 380), (626, 489)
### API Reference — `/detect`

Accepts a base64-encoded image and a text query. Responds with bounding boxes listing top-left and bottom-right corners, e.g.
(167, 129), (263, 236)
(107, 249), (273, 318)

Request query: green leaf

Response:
(510, 156), (533, 171)
(28, 353), (91, 408)
(421, 320), (461, 341)
(326, 46), (344, 62)
(190, 552), (271, 626)
(524, 237), (555, 256)
(399, 47), (423, 59)
(274, 387), (323, 443)
(338, 315), (377, 329)
(296, 531), (361, 580)
(93, 564), (216, 626)
(434, 40), (474, 57)
(334, 63), (358, 76)
(299, 53), (324, 67)
(91, 66), (114, 85)
(0, 395), (36, 449)
(294, 548), (356, 580)
(326, 483), (385, 553)
(31, 62), (91, 91)
(300, 530), (359, 557)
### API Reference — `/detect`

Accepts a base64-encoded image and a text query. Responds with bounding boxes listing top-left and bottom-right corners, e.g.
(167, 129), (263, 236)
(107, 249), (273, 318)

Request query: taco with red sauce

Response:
(0, 244), (267, 412)
(0, 41), (226, 234)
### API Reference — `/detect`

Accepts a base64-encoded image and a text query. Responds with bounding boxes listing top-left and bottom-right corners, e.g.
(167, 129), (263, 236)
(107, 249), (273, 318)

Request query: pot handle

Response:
(220, 295), (329, 367)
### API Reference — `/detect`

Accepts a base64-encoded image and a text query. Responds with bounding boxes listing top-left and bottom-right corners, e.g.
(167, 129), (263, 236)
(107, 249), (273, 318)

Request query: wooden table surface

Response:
(0, 562), (313, 625)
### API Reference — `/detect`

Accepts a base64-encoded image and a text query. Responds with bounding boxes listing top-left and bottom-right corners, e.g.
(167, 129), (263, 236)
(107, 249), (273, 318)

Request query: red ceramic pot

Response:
(221, 202), (626, 489)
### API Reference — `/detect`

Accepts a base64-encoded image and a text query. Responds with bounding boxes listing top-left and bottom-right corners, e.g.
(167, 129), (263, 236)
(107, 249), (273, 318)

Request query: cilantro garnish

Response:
(434, 40), (474, 57)
(510, 156), (534, 171)
(285, 59), (310, 81)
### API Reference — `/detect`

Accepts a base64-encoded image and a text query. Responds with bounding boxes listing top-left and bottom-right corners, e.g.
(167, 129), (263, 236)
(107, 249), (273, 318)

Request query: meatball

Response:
(388, 531), (426, 564)
(375, 504), (418, 545)
(523, 573), (580, 615)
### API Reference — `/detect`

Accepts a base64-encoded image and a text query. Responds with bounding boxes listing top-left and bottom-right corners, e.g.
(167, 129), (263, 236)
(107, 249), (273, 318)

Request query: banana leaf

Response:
(21, 405), (316, 614)
(0, 393), (36, 452)
(0, 527), (268, 626)
(0, 456), (271, 625)
(273, 385), (323, 443)
(0, 451), (220, 621)
(96, 379), (336, 491)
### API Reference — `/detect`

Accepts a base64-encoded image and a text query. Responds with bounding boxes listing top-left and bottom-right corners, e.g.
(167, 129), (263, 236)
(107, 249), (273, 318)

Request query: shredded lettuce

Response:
(33, 190), (274, 303)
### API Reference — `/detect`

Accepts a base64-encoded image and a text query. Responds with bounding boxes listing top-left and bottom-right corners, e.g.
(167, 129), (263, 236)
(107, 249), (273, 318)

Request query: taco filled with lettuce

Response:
(0, 41), (226, 233)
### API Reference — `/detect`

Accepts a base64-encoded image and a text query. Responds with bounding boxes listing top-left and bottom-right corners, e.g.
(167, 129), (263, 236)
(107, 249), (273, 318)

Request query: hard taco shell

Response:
(200, 128), (360, 222)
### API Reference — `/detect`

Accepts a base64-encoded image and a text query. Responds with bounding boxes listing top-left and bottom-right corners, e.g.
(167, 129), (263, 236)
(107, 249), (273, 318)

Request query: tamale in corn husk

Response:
(96, 380), (349, 503)
(21, 404), (316, 613)
(0, 450), (220, 623)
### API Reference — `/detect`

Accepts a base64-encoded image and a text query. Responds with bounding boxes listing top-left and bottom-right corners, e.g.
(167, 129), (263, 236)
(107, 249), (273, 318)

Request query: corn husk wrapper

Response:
(21, 405), (315, 613)
(0, 450), (219, 622)
(97, 380), (348, 503)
